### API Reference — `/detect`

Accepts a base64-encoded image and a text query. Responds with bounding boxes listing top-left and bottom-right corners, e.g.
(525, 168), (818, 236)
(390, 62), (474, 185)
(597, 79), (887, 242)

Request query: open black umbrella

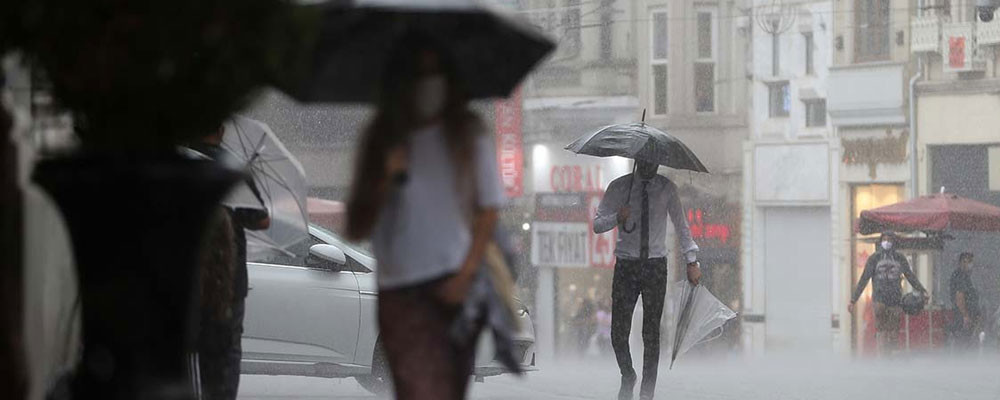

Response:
(565, 111), (708, 231)
(564, 112), (709, 173)
(278, 0), (555, 103)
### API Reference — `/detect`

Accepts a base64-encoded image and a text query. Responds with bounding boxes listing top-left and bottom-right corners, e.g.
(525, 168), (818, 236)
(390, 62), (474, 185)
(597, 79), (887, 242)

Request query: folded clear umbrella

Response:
(222, 115), (309, 258)
(668, 280), (737, 369)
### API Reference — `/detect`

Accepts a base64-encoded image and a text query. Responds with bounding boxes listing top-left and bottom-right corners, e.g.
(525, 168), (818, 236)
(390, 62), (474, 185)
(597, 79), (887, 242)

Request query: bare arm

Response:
(459, 208), (499, 278)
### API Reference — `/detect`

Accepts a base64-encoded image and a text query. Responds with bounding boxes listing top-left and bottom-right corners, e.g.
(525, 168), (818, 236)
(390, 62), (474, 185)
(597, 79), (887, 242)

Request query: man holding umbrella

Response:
(594, 160), (700, 400)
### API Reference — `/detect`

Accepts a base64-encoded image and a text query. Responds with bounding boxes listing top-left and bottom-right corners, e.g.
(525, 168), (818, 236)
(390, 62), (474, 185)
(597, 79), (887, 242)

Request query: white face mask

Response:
(414, 75), (447, 120)
(881, 241), (893, 250)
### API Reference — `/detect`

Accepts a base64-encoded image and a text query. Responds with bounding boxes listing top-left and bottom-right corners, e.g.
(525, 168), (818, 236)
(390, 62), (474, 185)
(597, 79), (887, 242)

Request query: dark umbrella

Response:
(565, 111), (708, 231)
(858, 192), (1000, 235)
(278, 0), (555, 103)
(565, 112), (709, 173)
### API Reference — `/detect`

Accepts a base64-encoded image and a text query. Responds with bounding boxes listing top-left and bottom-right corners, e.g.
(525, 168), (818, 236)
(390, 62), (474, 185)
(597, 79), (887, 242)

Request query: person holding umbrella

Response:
(187, 126), (271, 400)
(848, 232), (928, 356)
(594, 160), (700, 400)
(345, 35), (505, 400)
(566, 117), (707, 400)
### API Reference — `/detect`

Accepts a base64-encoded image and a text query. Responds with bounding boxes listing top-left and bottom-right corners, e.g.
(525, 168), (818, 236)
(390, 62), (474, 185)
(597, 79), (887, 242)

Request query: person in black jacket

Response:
(848, 232), (928, 356)
(949, 252), (980, 350)
(189, 126), (270, 400)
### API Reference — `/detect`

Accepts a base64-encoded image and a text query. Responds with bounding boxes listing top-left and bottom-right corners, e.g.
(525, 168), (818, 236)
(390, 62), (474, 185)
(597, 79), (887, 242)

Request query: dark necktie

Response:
(640, 180), (649, 260)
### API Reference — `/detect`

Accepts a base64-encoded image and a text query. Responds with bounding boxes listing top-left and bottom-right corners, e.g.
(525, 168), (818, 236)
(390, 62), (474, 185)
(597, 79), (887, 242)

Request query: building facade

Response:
(742, 0), (841, 355)
(911, 0), (1000, 347)
(827, 0), (930, 355)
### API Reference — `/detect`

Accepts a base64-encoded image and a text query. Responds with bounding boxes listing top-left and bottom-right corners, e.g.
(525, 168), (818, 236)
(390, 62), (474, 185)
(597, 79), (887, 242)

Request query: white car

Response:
(240, 225), (536, 394)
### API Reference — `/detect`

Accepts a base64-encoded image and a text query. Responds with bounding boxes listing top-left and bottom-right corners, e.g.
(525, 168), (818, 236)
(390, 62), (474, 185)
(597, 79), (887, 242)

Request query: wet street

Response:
(238, 355), (1000, 400)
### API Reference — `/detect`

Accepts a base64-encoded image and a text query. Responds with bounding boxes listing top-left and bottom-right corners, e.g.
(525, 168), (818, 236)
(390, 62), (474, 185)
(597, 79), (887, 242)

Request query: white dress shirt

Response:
(594, 174), (699, 263)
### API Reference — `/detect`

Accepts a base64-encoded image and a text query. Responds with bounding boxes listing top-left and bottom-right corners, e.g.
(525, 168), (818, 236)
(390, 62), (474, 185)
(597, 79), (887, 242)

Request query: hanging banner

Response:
(495, 88), (524, 198)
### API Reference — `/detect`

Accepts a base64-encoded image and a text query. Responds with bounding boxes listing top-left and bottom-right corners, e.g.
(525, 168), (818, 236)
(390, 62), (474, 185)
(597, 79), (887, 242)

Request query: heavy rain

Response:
(4, 0), (1000, 400)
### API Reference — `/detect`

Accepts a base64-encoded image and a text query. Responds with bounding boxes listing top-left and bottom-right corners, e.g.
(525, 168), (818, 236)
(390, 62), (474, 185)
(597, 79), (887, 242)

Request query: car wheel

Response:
(355, 340), (392, 396)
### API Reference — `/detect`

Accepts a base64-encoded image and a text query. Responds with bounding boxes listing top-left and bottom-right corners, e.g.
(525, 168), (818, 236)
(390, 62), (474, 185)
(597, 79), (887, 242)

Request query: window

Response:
(855, 0), (890, 62)
(651, 10), (669, 115)
(805, 99), (826, 127)
(768, 82), (790, 118)
(804, 32), (815, 75)
(695, 9), (716, 113)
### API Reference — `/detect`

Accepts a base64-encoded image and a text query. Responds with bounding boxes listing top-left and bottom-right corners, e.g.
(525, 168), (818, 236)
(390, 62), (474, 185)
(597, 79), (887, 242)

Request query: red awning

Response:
(858, 193), (1000, 235)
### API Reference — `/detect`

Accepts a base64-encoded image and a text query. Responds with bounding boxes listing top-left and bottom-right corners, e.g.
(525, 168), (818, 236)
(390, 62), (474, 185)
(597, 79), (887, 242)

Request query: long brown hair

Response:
(346, 34), (482, 241)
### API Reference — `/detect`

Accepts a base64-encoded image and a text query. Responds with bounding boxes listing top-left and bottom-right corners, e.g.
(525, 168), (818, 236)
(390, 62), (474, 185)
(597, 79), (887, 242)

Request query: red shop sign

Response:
(494, 88), (524, 198)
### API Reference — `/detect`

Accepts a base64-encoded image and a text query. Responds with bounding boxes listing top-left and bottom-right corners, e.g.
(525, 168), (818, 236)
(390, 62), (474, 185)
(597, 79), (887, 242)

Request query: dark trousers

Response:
(378, 278), (479, 400)
(199, 295), (244, 400)
(611, 257), (668, 400)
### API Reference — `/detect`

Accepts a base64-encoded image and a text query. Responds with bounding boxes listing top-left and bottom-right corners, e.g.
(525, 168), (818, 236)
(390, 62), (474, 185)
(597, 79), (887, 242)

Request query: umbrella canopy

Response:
(278, 0), (555, 103)
(565, 122), (709, 173)
(668, 281), (737, 369)
(222, 116), (309, 258)
(858, 193), (1000, 235)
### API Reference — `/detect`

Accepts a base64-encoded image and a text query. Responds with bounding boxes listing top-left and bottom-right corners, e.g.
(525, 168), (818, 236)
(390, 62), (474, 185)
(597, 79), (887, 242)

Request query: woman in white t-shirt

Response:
(346, 35), (504, 400)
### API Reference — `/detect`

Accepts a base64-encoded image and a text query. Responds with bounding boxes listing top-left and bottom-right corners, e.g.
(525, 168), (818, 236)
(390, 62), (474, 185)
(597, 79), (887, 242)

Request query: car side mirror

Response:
(308, 244), (347, 269)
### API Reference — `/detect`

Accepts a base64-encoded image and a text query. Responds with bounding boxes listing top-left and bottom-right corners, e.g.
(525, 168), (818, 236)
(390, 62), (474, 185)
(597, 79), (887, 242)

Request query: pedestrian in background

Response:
(572, 298), (597, 355)
(849, 232), (928, 356)
(346, 35), (504, 400)
(188, 127), (271, 399)
(196, 208), (236, 399)
(949, 252), (981, 350)
(594, 160), (700, 400)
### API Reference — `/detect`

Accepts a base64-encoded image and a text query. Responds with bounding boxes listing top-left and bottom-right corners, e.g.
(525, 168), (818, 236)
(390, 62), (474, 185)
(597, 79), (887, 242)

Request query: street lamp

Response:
(754, 0), (797, 77)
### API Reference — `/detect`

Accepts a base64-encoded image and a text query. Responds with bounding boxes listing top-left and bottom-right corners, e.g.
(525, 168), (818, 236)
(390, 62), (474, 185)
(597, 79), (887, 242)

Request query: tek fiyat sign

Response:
(495, 88), (524, 198)
(531, 193), (616, 269)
